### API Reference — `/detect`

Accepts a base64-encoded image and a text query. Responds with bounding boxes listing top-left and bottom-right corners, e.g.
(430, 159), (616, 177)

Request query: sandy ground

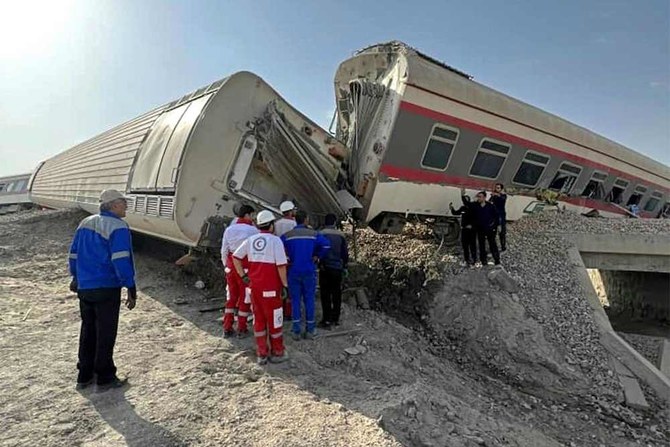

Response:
(1, 209), (668, 447)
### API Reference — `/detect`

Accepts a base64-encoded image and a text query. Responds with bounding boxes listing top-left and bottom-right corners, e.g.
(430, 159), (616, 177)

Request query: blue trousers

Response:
(289, 272), (316, 334)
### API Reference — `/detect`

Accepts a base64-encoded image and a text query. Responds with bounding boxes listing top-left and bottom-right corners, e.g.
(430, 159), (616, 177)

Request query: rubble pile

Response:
(352, 211), (668, 406)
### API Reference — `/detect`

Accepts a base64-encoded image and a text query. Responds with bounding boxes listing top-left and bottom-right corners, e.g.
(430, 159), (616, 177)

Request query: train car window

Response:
(512, 151), (549, 186)
(0, 183), (5, 192)
(468, 139), (510, 179)
(548, 162), (582, 194)
(14, 180), (27, 192)
(580, 171), (608, 200)
(643, 191), (663, 212)
(5, 182), (16, 193)
(606, 178), (628, 204)
(626, 185), (647, 206)
(420, 125), (460, 171)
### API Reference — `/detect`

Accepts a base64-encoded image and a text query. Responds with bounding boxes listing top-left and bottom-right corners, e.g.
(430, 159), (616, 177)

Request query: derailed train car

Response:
(30, 72), (353, 248)
(0, 173), (32, 215)
(333, 41), (670, 237)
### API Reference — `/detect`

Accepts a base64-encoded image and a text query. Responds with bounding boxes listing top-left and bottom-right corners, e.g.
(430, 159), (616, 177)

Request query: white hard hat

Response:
(100, 189), (127, 204)
(256, 210), (276, 226)
(279, 200), (296, 213)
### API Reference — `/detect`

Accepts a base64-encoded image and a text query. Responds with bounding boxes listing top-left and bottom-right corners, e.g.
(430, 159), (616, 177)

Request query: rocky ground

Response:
(0, 209), (669, 446)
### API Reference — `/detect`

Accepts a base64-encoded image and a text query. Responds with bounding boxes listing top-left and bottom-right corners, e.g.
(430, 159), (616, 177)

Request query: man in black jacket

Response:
(490, 183), (508, 251)
(473, 191), (500, 265)
(318, 214), (349, 328)
(449, 189), (477, 266)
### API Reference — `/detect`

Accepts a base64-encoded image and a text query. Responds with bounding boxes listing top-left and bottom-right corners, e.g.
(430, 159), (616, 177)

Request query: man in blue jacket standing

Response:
(318, 214), (349, 328)
(281, 210), (330, 340)
(69, 189), (137, 391)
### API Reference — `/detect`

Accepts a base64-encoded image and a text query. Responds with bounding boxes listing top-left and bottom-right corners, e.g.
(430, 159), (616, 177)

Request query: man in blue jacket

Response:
(318, 214), (349, 328)
(69, 189), (137, 391)
(281, 210), (330, 340)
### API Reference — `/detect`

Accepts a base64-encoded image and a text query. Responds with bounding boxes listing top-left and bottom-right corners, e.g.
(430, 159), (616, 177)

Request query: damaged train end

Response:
(29, 71), (359, 252)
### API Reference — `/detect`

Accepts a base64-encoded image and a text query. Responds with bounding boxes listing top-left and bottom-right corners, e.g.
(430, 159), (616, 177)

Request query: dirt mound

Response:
(429, 268), (583, 396)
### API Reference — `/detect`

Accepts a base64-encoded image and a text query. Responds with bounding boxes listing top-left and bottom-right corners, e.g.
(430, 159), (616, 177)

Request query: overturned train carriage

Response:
(0, 173), (32, 215)
(30, 71), (351, 248)
(334, 41), (670, 237)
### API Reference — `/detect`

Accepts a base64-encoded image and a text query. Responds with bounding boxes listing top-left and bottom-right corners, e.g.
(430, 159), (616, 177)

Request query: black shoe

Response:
(97, 377), (127, 392)
(237, 330), (250, 339)
(223, 330), (235, 338)
(257, 356), (268, 365)
(332, 321), (340, 326)
(317, 321), (332, 330)
(75, 378), (94, 391)
(269, 352), (289, 364)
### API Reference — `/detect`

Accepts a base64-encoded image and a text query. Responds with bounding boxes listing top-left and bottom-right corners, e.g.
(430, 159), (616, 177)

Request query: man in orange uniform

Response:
(233, 210), (289, 365)
(221, 205), (259, 338)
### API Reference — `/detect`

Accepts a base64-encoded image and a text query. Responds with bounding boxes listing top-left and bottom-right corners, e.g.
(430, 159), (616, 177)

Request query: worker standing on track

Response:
(281, 211), (330, 340)
(473, 191), (501, 266)
(68, 189), (136, 391)
(490, 183), (508, 251)
(318, 214), (349, 329)
(274, 201), (297, 237)
(232, 210), (289, 365)
(274, 200), (297, 318)
(221, 205), (259, 338)
(449, 188), (477, 266)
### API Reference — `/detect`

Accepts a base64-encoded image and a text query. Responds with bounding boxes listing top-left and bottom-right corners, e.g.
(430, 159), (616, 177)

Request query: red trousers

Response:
(223, 267), (251, 332)
(251, 288), (284, 358)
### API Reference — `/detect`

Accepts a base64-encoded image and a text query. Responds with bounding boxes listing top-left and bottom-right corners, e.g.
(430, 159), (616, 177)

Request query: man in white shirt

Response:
(221, 205), (259, 337)
(274, 201), (297, 237)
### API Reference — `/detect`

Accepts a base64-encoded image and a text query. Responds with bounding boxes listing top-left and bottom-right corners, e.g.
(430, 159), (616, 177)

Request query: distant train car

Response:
(0, 173), (32, 215)
(333, 41), (670, 237)
(30, 71), (351, 248)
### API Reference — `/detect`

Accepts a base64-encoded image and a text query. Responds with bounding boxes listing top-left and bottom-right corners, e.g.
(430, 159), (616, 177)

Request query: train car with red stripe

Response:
(333, 41), (670, 239)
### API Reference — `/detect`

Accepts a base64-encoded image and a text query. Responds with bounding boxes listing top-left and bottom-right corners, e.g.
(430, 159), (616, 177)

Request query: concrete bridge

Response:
(564, 232), (670, 407)
(569, 233), (670, 274)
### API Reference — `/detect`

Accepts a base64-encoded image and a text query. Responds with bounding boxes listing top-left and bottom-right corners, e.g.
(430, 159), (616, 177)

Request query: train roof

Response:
(356, 41), (670, 184)
(0, 173), (31, 182)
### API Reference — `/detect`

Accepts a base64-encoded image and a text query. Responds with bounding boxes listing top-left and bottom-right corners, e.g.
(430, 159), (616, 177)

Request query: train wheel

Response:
(432, 219), (460, 246)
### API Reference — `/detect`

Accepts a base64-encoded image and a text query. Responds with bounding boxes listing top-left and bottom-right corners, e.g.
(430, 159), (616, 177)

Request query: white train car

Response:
(0, 173), (32, 215)
(333, 42), (670, 235)
(30, 71), (350, 248)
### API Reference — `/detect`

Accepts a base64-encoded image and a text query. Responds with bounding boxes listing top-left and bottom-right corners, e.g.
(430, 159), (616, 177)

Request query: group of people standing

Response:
(220, 201), (349, 365)
(449, 183), (507, 267)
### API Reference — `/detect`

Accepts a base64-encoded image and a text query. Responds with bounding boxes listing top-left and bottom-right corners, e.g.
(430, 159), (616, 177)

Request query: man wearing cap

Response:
(233, 210), (289, 365)
(274, 200), (297, 318)
(68, 189), (137, 391)
(221, 204), (259, 338)
(274, 201), (297, 237)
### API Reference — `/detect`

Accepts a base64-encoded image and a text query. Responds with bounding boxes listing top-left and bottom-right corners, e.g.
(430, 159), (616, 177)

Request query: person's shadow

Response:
(83, 385), (184, 446)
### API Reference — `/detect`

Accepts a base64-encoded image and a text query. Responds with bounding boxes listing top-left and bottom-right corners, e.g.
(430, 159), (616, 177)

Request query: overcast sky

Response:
(0, 0), (668, 177)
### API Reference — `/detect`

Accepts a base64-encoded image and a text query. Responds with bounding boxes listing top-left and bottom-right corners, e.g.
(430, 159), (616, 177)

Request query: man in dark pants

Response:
(69, 189), (137, 391)
(449, 188), (477, 266)
(490, 183), (508, 251)
(473, 191), (500, 266)
(318, 214), (349, 328)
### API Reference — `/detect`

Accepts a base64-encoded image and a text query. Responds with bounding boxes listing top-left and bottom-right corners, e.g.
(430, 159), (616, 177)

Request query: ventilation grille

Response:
(146, 196), (159, 216)
(134, 196), (146, 213)
(126, 194), (174, 220)
(159, 197), (174, 218)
